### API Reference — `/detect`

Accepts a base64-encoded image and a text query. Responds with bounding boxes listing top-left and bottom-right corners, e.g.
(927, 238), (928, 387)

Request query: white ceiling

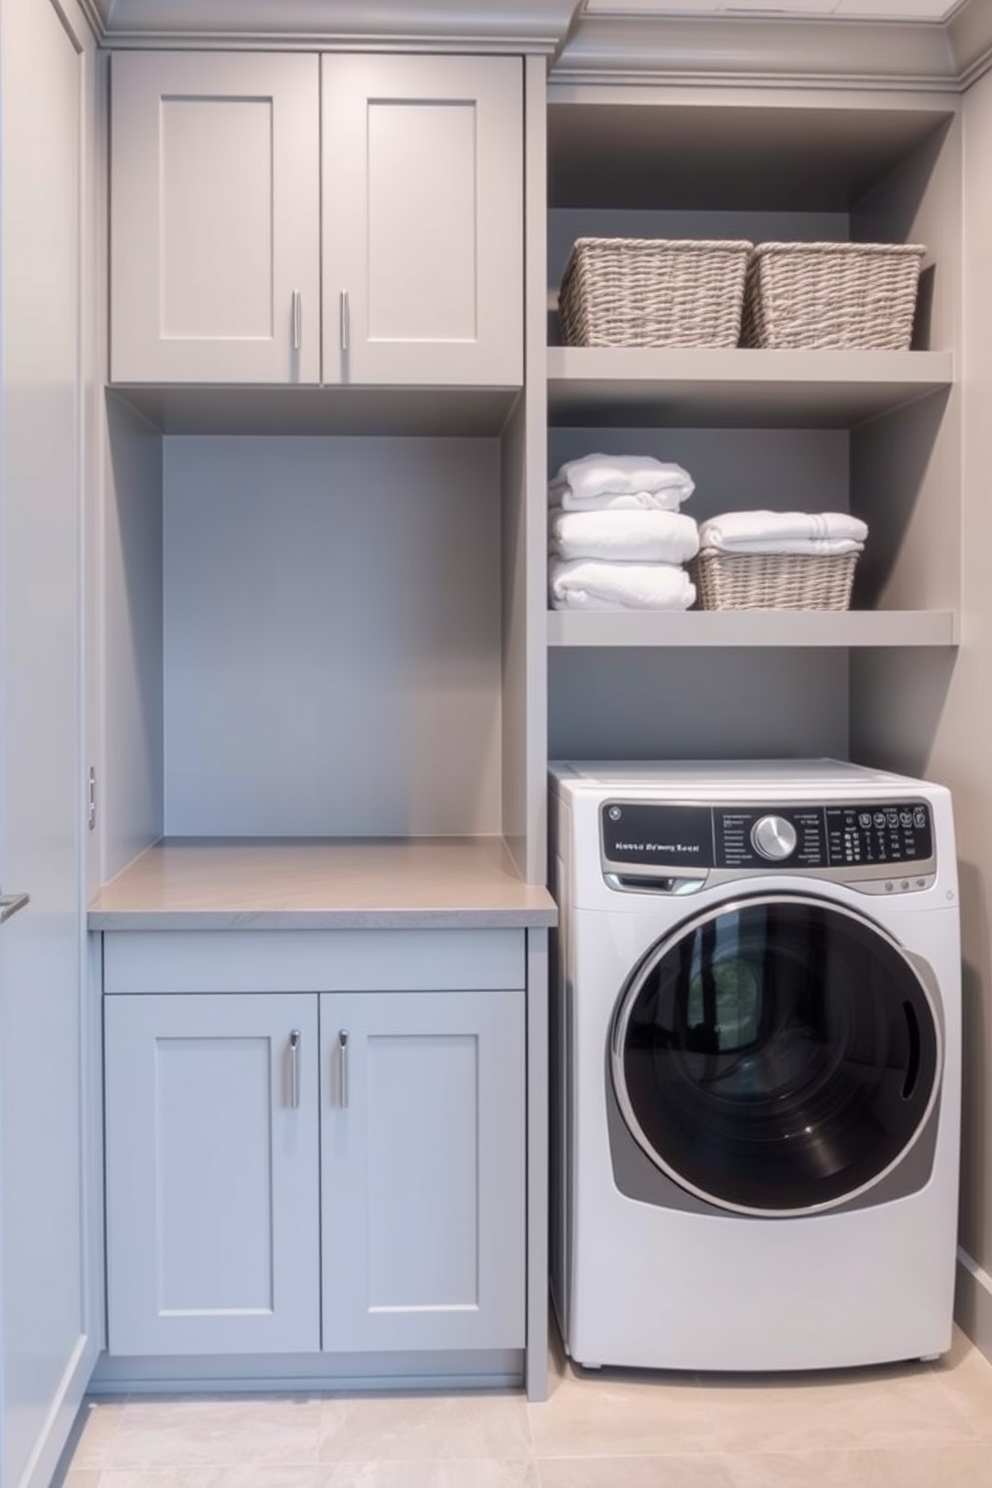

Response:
(584, 0), (963, 17)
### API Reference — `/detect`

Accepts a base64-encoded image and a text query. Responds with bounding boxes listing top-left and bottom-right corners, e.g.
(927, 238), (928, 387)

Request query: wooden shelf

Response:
(546, 609), (958, 649)
(546, 347), (953, 429)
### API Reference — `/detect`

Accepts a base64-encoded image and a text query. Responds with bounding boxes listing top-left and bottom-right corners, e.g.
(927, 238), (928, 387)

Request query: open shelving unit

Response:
(543, 86), (961, 766)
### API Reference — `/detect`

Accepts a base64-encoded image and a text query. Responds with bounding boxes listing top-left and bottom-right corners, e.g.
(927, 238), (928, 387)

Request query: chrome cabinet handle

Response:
(288, 1029), (301, 1109)
(0, 893), (29, 926)
(292, 290), (302, 352)
(339, 1030), (349, 1108)
(340, 290), (349, 354)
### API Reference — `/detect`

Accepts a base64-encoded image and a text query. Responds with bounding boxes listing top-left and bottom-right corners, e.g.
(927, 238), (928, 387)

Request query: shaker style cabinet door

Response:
(321, 54), (523, 387)
(110, 52), (320, 384)
(104, 993), (321, 1355)
(320, 989), (526, 1352)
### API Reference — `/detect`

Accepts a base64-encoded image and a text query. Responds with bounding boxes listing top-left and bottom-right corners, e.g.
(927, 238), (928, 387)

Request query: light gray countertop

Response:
(88, 836), (558, 931)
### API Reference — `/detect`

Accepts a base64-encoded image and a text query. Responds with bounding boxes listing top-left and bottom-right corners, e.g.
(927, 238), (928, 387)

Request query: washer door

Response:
(611, 893), (941, 1217)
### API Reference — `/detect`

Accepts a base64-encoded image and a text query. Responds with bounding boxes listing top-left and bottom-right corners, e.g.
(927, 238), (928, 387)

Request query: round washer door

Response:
(611, 893), (942, 1217)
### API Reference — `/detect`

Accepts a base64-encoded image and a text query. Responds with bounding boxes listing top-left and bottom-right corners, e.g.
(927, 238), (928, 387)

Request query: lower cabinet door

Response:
(320, 989), (526, 1352)
(104, 992), (321, 1355)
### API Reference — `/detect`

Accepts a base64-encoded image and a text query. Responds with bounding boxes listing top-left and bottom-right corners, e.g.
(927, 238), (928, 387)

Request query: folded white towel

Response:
(549, 509), (700, 564)
(699, 537), (863, 556)
(698, 510), (868, 552)
(550, 454), (695, 509)
(551, 488), (689, 513)
(549, 559), (697, 611)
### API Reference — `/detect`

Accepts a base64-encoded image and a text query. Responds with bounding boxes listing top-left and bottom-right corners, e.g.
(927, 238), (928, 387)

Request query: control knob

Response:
(751, 814), (797, 861)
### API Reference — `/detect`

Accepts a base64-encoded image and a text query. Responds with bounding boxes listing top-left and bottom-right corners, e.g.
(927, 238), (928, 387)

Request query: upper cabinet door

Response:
(110, 52), (321, 384)
(321, 54), (523, 387)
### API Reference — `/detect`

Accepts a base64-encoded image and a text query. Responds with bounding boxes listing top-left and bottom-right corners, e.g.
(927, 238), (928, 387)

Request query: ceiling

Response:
(584, 0), (964, 16)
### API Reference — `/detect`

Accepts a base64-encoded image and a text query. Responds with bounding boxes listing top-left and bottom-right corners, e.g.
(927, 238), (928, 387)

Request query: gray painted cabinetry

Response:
(94, 12), (965, 1414)
(110, 50), (522, 387)
(103, 932), (527, 1362)
(97, 47), (544, 1392)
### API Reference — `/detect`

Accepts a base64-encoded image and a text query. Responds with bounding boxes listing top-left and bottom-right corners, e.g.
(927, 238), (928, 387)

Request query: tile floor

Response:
(58, 1325), (992, 1488)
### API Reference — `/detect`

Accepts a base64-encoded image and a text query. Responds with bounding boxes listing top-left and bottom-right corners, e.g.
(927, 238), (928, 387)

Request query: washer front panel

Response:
(610, 892), (942, 1218)
(601, 799), (936, 890)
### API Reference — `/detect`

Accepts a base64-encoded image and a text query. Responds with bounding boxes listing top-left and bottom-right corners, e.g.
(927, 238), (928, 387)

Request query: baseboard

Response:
(87, 1347), (524, 1395)
(954, 1246), (992, 1362)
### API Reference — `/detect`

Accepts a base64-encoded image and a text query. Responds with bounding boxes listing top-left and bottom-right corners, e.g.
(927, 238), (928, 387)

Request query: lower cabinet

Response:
(103, 946), (526, 1360)
(320, 990), (525, 1352)
(104, 992), (322, 1356)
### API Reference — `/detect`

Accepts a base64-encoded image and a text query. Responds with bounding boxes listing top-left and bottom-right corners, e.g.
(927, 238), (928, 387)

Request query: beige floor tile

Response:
(102, 1398), (324, 1468)
(927, 1330), (992, 1437)
(526, 1368), (721, 1458)
(70, 1403), (125, 1469)
(97, 1471), (318, 1488)
(689, 1365), (980, 1454)
(315, 1461), (541, 1488)
(537, 1454), (736, 1487)
(60, 1473), (103, 1488)
(318, 1392), (533, 1464)
(727, 1442), (992, 1487)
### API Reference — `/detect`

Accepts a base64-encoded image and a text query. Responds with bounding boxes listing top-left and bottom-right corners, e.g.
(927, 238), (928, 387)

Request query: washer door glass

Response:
(611, 894), (941, 1216)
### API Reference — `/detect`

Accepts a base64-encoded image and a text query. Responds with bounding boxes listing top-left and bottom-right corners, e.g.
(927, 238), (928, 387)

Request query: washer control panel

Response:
(601, 798), (935, 890)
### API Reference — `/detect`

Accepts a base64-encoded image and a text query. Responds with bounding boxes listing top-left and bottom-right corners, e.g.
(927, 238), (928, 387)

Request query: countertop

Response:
(87, 836), (558, 931)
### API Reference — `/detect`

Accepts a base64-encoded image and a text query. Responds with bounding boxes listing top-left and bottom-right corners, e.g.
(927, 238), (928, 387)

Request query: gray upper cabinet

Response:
(110, 50), (523, 389)
(110, 51), (321, 385)
(321, 54), (523, 387)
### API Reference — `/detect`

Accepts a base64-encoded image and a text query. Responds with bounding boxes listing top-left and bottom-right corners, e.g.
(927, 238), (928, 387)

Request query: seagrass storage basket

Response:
(558, 237), (752, 348)
(689, 549), (859, 611)
(741, 242), (926, 351)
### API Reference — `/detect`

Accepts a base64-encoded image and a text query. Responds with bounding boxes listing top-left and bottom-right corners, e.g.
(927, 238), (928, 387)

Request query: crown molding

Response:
(76, 0), (992, 91)
(77, 0), (105, 38)
(87, 0), (582, 52)
(949, 0), (992, 85)
(551, 14), (963, 90)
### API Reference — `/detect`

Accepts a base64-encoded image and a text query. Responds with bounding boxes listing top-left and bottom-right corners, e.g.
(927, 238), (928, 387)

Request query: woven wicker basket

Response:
(689, 549), (859, 611)
(558, 237), (752, 349)
(741, 242), (926, 351)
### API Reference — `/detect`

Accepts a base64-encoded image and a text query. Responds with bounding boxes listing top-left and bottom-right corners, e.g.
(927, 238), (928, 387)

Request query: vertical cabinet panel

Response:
(104, 993), (320, 1355)
(1, 0), (90, 1481)
(322, 54), (523, 387)
(110, 52), (320, 383)
(320, 990), (526, 1352)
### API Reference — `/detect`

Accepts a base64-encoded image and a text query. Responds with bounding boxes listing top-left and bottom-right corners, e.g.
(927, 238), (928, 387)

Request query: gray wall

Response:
(940, 64), (992, 1346)
(162, 435), (503, 838)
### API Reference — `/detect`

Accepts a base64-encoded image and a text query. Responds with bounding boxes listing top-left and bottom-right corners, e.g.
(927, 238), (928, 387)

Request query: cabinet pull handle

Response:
(340, 290), (350, 354)
(339, 1030), (349, 1108)
(288, 1029), (301, 1109)
(292, 290), (302, 352)
(0, 892), (29, 926)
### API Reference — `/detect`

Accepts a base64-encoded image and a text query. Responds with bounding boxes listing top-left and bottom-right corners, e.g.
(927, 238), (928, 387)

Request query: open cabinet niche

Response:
(544, 86), (962, 772)
(100, 394), (524, 877)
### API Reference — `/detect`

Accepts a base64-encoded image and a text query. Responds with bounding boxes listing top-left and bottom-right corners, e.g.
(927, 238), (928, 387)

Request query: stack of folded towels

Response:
(697, 510), (868, 557)
(548, 454), (700, 611)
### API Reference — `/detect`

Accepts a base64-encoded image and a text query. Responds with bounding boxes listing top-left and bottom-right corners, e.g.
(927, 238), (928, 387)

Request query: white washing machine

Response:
(549, 759), (961, 1373)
